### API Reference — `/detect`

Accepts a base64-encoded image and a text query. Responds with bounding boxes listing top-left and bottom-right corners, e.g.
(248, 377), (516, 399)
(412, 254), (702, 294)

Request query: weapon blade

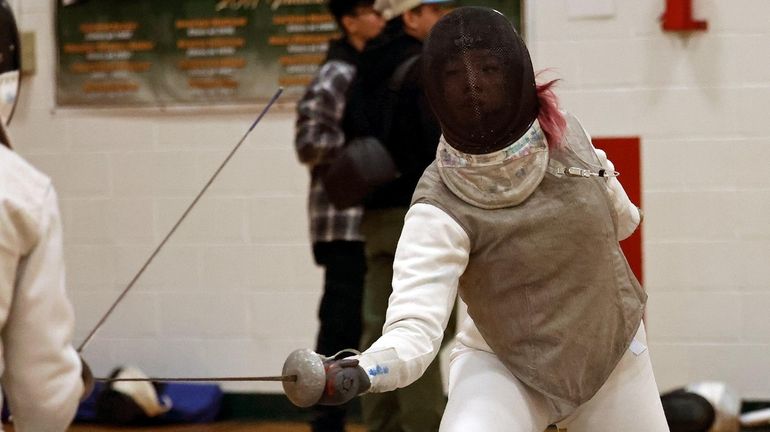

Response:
(96, 374), (298, 383)
(77, 88), (284, 353)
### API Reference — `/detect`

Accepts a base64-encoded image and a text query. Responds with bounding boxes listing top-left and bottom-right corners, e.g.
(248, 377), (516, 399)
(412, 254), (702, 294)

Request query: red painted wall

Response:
(592, 137), (643, 284)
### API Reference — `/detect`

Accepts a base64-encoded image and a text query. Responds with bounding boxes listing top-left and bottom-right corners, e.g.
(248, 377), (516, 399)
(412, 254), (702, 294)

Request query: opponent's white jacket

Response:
(0, 145), (82, 431)
(356, 142), (642, 394)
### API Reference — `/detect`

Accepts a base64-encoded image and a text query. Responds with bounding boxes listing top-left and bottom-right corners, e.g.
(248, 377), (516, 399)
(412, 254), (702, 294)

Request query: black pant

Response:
(311, 241), (366, 432)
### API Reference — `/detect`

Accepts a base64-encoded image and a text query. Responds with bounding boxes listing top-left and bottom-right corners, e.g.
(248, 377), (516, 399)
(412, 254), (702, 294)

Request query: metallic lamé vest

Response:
(412, 113), (646, 409)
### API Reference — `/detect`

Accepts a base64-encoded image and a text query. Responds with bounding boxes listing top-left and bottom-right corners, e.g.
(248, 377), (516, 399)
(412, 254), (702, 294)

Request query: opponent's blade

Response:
(77, 88), (283, 353)
(96, 375), (297, 383)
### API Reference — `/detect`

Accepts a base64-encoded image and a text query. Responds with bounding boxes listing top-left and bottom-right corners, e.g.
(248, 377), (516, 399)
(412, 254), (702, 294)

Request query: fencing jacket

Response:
(357, 113), (643, 410)
(0, 145), (82, 431)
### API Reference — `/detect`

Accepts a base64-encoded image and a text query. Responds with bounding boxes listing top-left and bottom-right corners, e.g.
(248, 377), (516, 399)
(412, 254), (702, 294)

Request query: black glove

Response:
(316, 358), (371, 406)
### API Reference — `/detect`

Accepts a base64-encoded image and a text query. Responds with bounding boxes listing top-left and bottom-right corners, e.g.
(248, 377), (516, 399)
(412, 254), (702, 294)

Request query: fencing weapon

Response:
(77, 88), (284, 399)
(93, 348), (328, 408)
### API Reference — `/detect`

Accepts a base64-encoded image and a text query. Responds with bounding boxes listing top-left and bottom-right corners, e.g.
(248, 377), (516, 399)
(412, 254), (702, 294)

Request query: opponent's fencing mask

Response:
(661, 381), (741, 432)
(0, 0), (21, 148)
(422, 6), (538, 155)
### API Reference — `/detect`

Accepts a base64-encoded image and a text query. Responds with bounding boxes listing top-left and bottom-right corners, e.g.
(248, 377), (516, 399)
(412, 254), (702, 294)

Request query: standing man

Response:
(343, 0), (449, 430)
(294, 0), (384, 431)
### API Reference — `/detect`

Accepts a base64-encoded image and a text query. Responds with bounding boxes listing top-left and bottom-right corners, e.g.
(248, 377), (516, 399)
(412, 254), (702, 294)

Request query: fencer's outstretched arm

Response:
(0, 166), (83, 431)
(356, 203), (469, 393)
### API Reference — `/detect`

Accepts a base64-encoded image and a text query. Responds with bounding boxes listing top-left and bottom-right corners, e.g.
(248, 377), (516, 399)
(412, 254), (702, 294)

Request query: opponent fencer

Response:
(302, 7), (670, 431)
(0, 126), (85, 432)
(0, 2), (84, 429)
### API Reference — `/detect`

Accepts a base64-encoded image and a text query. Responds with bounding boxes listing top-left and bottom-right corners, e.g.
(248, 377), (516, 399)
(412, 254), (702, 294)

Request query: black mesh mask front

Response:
(423, 7), (538, 154)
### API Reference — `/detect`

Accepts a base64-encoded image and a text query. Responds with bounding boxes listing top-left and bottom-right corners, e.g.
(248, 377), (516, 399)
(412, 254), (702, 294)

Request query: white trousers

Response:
(440, 324), (670, 432)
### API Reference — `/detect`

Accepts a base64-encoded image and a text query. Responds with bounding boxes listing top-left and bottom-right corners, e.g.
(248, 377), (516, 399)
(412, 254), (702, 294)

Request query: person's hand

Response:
(316, 357), (371, 406)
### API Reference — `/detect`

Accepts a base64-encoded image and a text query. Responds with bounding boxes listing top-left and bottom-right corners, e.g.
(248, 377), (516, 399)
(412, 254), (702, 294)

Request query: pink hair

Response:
(536, 76), (566, 150)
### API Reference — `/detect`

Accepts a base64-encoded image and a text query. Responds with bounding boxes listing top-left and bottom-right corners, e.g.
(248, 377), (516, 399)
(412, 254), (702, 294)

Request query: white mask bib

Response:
(437, 120), (548, 209)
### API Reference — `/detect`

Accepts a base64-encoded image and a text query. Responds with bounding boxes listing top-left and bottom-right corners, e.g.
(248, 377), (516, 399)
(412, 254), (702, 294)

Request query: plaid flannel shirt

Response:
(295, 60), (364, 243)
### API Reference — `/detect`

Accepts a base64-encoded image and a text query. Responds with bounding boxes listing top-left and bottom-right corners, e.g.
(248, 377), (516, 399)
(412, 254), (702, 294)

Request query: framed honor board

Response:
(55, 0), (520, 107)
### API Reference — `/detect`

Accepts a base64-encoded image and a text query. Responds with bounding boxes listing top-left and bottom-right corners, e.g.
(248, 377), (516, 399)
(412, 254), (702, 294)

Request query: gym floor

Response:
(3, 422), (565, 431)
(7, 422), (367, 431)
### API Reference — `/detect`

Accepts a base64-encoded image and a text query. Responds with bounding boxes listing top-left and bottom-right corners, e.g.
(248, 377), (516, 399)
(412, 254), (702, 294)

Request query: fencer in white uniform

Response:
(0, 131), (83, 430)
(307, 7), (669, 432)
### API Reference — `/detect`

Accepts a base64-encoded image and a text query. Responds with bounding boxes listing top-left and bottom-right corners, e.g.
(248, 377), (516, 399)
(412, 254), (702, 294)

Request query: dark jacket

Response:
(325, 37), (358, 65)
(343, 19), (441, 210)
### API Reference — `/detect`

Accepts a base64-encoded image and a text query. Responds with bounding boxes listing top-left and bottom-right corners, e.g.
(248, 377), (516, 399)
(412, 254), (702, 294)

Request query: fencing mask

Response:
(0, 0), (21, 148)
(422, 7), (538, 155)
(661, 381), (741, 432)
(423, 7), (546, 209)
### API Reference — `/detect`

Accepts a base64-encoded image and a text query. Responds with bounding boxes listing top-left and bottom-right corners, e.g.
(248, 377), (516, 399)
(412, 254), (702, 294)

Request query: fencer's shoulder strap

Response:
(380, 54), (420, 146)
(387, 54), (420, 92)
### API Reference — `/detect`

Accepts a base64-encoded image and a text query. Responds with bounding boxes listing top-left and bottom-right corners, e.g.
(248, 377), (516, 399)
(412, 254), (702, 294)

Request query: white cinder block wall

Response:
(527, 1), (770, 399)
(10, 0), (770, 399)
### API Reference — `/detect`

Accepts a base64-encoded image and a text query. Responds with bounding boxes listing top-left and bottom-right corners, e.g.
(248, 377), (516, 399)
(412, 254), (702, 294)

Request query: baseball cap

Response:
(374, 0), (451, 21)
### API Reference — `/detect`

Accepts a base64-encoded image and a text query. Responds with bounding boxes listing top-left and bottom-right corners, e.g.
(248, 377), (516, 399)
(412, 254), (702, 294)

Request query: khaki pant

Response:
(359, 207), (450, 432)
